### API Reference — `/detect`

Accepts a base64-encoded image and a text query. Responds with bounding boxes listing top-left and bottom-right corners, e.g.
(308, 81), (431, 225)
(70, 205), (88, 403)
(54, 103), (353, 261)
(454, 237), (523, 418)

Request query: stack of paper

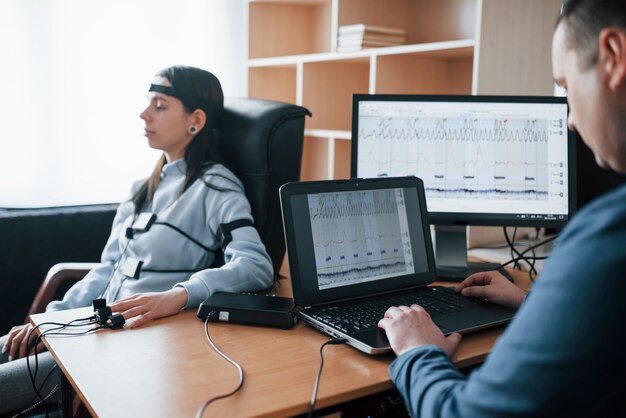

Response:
(337, 24), (407, 52)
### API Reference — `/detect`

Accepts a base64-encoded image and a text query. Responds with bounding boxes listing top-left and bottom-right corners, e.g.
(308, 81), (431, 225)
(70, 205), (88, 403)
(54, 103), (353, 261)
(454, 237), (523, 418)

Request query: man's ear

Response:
(191, 109), (207, 132)
(599, 28), (626, 91)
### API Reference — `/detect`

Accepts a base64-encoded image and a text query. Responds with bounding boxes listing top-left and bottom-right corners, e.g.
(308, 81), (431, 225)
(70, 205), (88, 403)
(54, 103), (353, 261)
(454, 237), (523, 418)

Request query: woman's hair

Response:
(132, 65), (230, 213)
(557, 0), (626, 69)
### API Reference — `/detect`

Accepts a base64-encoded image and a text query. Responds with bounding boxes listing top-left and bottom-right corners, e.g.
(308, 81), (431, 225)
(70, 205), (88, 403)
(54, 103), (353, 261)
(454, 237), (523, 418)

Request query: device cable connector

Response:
(308, 338), (347, 418)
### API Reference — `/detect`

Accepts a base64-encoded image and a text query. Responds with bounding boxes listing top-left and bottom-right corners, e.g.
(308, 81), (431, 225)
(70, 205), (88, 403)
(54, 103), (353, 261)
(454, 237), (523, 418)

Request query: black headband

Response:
(149, 84), (211, 117)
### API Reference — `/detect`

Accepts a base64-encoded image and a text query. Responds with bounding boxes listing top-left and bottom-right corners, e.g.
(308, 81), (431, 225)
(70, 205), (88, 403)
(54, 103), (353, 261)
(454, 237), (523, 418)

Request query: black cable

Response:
(525, 237), (539, 282)
(29, 326), (64, 402)
(308, 338), (346, 418)
(503, 229), (558, 282)
(27, 321), (98, 388)
(500, 254), (550, 269)
(471, 242), (526, 250)
(195, 315), (244, 418)
(12, 364), (59, 418)
(503, 227), (539, 280)
(140, 268), (199, 273)
(527, 243), (538, 282)
(25, 323), (64, 418)
(24, 319), (99, 416)
(510, 227), (519, 269)
(154, 222), (213, 253)
(495, 234), (558, 271)
(25, 321), (90, 412)
(107, 220), (212, 289)
(97, 235), (133, 300)
(29, 324), (103, 412)
(30, 326), (102, 418)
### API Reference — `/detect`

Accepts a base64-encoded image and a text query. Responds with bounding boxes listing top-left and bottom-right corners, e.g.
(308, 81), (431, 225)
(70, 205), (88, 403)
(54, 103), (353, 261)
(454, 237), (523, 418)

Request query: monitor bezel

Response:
(350, 94), (577, 228)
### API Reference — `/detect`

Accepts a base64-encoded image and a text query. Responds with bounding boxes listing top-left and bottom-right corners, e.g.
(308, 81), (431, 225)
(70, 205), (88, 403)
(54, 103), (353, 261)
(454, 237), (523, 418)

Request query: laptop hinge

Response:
(307, 284), (430, 308)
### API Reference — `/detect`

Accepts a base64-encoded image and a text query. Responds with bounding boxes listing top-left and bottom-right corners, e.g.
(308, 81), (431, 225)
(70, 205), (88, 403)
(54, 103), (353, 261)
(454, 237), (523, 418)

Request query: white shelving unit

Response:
(247, 0), (560, 181)
(246, 0), (562, 258)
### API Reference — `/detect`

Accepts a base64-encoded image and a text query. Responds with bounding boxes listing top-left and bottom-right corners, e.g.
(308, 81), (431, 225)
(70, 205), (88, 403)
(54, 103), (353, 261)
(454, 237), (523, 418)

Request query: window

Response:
(0, 0), (245, 207)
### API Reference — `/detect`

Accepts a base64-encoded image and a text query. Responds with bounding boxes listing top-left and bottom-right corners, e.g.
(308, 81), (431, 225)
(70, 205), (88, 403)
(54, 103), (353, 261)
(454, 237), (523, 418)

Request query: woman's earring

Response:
(188, 125), (197, 135)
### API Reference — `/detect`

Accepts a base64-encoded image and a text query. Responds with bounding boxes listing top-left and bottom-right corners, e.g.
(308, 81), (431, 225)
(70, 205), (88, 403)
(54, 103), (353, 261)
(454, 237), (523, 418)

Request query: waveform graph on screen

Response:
(308, 189), (414, 290)
(358, 114), (551, 202)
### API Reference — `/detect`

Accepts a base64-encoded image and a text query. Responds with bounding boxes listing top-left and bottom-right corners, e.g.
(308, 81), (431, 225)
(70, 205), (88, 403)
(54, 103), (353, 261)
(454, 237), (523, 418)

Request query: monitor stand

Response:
(434, 225), (510, 282)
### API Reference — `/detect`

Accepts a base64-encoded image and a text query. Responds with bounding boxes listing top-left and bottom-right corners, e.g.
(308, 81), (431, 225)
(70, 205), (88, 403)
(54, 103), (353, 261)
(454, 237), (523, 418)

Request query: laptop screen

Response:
(281, 177), (437, 306)
(308, 188), (418, 290)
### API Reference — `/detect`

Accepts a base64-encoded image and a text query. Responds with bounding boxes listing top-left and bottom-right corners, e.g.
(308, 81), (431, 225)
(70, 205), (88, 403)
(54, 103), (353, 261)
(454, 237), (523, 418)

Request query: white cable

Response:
(195, 314), (244, 418)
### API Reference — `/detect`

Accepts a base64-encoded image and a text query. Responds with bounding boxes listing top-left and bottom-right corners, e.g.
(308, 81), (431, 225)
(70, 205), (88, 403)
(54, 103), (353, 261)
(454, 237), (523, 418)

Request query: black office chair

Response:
(214, 97), (311, 276)
(28, 97), (310, 316)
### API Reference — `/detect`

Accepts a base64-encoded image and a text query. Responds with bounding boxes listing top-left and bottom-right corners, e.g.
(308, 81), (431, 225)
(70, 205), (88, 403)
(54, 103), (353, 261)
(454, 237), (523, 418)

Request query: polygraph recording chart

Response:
(309, 189), (414, 290)
(358, 114), (551, 200)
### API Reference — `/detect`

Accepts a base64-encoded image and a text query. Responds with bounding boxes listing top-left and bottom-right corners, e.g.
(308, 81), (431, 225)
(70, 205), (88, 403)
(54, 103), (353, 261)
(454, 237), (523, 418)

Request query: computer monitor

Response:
(351, 94), (576, 280)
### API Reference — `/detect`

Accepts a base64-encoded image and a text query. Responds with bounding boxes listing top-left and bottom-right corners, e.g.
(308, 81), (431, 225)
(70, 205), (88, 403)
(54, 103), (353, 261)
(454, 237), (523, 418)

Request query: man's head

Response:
(553, 0), (626, 173)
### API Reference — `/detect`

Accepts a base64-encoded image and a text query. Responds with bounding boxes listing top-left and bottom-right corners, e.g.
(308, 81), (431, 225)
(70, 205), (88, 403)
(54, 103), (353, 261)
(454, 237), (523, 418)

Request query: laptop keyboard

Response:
(310, 288), (480, 334)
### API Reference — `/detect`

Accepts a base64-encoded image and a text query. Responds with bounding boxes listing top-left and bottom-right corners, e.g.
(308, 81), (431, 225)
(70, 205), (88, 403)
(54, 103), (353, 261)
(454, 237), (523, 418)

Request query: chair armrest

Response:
(27, 262), (100, 317)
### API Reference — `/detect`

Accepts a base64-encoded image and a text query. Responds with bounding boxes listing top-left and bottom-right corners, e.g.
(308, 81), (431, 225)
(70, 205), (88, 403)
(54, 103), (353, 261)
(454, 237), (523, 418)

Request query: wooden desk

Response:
(31, 272), (529, 417)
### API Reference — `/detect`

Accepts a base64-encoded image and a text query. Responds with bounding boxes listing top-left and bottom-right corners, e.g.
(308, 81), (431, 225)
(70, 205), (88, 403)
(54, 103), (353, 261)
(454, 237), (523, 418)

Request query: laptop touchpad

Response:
(350, 327), (391, 350)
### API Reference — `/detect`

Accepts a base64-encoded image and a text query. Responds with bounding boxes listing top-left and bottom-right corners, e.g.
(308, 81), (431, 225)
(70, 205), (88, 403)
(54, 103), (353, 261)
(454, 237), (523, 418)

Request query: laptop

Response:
(280, 176), (516, 354)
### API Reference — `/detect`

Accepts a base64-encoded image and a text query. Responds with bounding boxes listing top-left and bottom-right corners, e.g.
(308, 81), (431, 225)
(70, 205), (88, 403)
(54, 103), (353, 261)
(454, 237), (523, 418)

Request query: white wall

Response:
(0, 0), (246, 207)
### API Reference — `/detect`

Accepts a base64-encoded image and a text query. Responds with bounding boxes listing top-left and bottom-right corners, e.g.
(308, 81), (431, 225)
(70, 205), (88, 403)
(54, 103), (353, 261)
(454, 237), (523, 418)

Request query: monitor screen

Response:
(350, 94), (576, 280)
(351, 94), (575, 227)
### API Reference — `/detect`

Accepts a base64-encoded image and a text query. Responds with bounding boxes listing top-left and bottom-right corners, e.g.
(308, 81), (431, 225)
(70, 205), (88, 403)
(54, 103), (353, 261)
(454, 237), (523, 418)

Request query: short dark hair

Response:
(557, 0), (626, 68)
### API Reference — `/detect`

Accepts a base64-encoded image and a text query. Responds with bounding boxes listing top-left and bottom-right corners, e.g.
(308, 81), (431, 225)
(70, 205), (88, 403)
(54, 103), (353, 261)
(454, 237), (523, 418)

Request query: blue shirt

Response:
(47, 159), (273, 311)
(390, 185), (626, 418)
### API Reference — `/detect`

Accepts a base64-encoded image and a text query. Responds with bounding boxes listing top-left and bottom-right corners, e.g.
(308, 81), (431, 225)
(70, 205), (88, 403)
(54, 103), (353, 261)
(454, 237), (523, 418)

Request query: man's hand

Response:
(2, 323), (46, 361)
(108, 287), (188, 328)
(378, 305), (462, 357)
(456, 271), (528, 309)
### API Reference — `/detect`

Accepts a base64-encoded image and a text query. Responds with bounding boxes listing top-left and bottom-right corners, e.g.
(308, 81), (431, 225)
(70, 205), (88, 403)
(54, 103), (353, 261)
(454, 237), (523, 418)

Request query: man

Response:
(378, 1), (626, 417)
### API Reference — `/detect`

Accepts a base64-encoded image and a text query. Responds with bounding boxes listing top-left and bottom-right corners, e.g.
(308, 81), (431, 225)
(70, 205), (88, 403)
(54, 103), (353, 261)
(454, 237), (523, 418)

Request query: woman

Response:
(0, 65), (273, 414)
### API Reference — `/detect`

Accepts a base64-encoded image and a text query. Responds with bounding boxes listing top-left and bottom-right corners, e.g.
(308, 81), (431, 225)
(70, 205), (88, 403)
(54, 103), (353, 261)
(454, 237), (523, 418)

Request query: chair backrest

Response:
(214, 97), (310, 274)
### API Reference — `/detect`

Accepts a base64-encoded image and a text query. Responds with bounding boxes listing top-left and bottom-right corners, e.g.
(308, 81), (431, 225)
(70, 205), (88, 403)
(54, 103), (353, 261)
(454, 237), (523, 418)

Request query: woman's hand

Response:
(108, 288), (189, 328)
(2, 323), (46, 361)
(378, 305), (462, 357)
(456, 271), (528, 309)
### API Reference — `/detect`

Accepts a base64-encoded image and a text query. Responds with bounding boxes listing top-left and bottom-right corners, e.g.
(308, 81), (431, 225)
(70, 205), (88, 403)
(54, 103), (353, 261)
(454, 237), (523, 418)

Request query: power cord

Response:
(503, 227), (541, 281)
(195, 314), (244, 418)
(496, 234), (558, 280)
(308, 338), (346, 418)
(509, 227), (520, 269)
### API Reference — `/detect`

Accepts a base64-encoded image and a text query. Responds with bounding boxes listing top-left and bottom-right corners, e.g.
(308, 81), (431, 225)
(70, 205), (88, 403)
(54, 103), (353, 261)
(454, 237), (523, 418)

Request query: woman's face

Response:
(139, 76), (195, 162)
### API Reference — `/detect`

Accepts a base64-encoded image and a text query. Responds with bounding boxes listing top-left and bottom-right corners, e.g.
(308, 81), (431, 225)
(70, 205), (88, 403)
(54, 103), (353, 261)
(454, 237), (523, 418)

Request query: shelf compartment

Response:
(300, 136), (330, 181)
(338, 0), (476, 46)
(248, 66), (297, 103)
(249, 0), (332, 59)
(302, 59), (369, 131)
(299, 134), (352, 181)
(333, 138), (351, 179)
(375, 48), (473, 95)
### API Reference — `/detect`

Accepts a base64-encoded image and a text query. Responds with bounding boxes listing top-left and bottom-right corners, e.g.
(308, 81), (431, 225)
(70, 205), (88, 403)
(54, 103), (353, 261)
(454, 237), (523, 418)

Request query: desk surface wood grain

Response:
(31, 272), (529, 417)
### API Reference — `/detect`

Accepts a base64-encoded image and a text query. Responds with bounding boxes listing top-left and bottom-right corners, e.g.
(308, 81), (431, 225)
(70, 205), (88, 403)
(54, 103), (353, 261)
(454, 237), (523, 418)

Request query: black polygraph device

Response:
(197, 292), (297, 329)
